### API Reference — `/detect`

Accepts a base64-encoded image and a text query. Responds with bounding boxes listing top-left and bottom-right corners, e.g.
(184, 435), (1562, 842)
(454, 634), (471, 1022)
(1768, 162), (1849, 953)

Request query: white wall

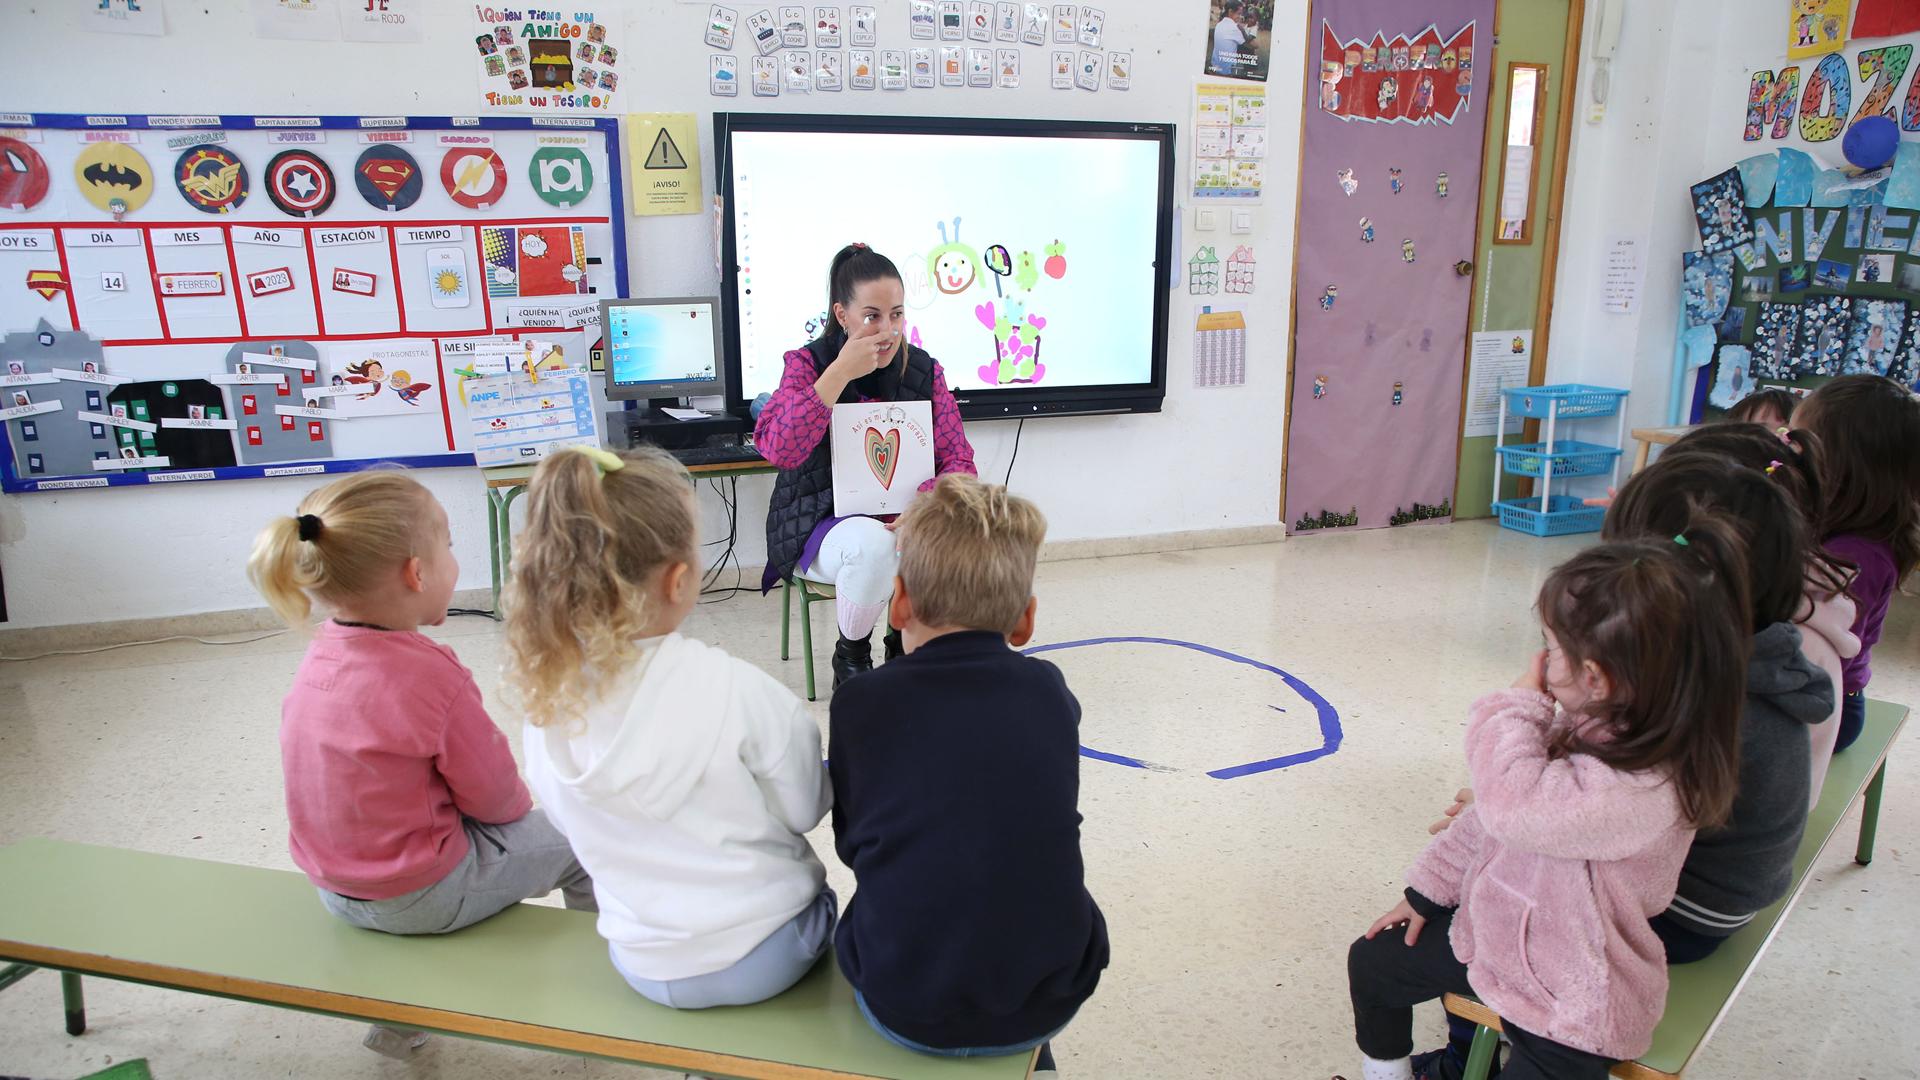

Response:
(0, 0), (1305, 630)
(1546, 0), (1917, 422)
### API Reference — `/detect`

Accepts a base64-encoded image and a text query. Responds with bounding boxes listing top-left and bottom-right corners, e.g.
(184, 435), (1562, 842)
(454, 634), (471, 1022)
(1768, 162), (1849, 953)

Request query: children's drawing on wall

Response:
(1317, 21), (1475, 125)
(1798, 295), (1853, 376)
(1690, 168), (1753, 253)
(1708, 344), (1755, 409)
(1204, 0), (1269, 82)
(1843, 298), (1908, 374)
(1755, 302), (1801, 379)
(473, 8), (622, 113)
(1682, 251), (1735, 327)
(1788, 0), (1851, 62)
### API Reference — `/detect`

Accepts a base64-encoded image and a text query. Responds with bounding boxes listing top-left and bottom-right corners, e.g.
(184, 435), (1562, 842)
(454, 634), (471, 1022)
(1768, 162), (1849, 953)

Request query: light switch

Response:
(1230, 210), (1253, 234)
(1196, 208), (1218, 232)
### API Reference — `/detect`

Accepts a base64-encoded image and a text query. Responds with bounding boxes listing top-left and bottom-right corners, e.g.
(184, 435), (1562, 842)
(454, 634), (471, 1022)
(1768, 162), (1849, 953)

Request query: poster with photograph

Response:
(1753, 301), (1801, 380)
(1204, 0), (1269, 81)
(1708, 344), (1755, 409)
(1691, 168), (1752, 254)
(473, 8), (623, 114)
(1797, 295), (1853, 377)
(1682, 251), (1734, 328)
(1843, 298), (1908, 375)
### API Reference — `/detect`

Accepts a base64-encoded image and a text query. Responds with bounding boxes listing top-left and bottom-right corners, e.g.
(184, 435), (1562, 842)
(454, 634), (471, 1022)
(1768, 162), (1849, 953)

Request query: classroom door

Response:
(1284, 0), (1495, 533)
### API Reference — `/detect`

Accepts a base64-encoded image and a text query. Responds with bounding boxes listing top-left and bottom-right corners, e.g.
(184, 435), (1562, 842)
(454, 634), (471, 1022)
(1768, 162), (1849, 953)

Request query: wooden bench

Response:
(0, 839), (1036, 1080)
(1444, 697), (1907, 1079)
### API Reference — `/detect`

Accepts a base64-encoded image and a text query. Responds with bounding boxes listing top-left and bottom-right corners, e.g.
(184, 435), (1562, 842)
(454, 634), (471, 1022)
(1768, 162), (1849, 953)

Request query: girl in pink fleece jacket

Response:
(1345, 534), (1748, 1080)
(250, 471), (593, 1059)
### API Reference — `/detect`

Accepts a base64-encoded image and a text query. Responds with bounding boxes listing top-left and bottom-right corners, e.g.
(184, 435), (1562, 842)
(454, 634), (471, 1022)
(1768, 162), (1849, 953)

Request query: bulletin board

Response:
(0, 112), (627, 493)
(1692, 143), (1920, 414)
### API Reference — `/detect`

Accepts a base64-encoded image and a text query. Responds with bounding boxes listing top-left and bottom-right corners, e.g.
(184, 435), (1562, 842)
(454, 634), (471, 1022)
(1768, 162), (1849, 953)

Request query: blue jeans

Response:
(854, 990), (1065, 1067)
(611, 888), (837, 1009)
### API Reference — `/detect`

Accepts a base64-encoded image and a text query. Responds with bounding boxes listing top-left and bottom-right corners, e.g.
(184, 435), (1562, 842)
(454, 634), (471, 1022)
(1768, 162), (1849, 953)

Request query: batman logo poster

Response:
(75, 142), (154, 215)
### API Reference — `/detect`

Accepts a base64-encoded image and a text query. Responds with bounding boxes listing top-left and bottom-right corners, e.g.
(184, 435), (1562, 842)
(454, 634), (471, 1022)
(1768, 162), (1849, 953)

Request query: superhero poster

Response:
(1317, 21), (1476, 125)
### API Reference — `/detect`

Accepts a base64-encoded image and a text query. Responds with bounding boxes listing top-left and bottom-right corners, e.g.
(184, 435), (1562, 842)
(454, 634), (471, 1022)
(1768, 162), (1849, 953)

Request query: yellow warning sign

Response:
(628, 112), (701, 216)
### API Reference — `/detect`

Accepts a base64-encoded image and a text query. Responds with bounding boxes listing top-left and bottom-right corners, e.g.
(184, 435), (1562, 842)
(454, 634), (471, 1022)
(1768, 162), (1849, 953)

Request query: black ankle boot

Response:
(883, 626), (905, 662)
(832, 633), (874, 689)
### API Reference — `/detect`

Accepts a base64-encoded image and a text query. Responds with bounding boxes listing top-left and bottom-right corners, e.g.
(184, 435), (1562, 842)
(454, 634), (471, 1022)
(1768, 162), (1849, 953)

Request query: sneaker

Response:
(362, 1024), (430, 1058)
(1412, 1043), (1498, 1080)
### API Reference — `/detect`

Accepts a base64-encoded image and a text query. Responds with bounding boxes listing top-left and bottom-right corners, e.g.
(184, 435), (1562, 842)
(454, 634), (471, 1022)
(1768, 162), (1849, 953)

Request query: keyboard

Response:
(674, 441), (768, 468)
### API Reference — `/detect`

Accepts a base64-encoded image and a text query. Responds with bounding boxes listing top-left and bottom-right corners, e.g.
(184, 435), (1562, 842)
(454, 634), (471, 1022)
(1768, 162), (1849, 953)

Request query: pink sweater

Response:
(1406, 689), (1695, 1060)
(280, 622), (533, 900)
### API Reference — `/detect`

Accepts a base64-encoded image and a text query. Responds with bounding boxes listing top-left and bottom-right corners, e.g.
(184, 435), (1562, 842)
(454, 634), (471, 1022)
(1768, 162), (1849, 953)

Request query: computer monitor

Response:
(601, 296), (726, 403)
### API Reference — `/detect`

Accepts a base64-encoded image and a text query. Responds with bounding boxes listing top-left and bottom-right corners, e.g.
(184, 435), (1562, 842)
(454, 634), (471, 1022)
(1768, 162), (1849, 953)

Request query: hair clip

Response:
(565, 444), (626, 477)
(295, 513), (322, 542)
(851, 241), (869, 251)
(1673, 533), (1690, 547)
(1766, 459), (1783, 475)
(1776, 426), (1793, 444)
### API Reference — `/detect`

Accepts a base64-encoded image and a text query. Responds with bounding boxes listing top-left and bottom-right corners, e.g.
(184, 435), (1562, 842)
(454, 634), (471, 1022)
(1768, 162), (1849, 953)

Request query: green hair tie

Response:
(1673, 533), (1690, 547)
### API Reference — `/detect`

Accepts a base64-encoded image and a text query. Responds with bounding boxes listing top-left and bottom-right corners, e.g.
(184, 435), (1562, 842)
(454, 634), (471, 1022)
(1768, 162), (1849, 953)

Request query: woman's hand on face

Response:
(833, 327), (897, 380)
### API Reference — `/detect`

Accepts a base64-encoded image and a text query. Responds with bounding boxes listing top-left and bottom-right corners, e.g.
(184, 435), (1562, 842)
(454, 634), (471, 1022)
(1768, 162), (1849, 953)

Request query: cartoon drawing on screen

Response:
(1013, 249), (1041, 292)
(927, 217), (982, 295)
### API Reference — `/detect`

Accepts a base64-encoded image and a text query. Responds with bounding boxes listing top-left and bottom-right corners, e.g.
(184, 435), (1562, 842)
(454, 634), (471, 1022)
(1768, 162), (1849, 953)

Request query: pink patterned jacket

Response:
(1405, 689), (1694, 1060)
(755, 348), (978, 490)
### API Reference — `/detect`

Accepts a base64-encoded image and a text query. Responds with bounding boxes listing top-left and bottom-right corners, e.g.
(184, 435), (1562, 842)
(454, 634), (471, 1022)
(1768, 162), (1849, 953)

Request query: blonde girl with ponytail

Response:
(249, 470), (593, 1060)
(505, 445), (836, 1011)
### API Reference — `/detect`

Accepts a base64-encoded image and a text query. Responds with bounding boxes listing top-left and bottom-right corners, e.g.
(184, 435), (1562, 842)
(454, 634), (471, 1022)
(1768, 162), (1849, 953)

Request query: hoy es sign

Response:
(1747, 42), (1920, 142)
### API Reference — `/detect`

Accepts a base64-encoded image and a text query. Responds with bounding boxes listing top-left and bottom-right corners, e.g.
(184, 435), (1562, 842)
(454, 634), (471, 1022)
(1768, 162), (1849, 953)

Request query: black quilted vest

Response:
(762, 337), (936, 589)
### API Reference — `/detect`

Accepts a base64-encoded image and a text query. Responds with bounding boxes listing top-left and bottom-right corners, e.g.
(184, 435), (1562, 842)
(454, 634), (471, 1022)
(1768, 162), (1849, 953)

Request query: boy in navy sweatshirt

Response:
(829, 474), (1108, 1067)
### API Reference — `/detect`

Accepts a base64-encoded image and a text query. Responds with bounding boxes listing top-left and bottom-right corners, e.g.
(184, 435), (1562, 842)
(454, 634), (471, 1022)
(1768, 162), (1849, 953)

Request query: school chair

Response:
(781, 575), (835, 702)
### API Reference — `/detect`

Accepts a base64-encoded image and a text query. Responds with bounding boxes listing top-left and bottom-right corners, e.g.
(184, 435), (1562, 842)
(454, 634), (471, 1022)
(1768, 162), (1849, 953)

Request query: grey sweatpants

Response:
(610, 888), (837, 1009)
(318, 811), (595, 934)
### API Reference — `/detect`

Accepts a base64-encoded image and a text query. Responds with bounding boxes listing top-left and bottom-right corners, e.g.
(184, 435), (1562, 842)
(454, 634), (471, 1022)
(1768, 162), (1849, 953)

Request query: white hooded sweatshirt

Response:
(524, 633), (831, 981)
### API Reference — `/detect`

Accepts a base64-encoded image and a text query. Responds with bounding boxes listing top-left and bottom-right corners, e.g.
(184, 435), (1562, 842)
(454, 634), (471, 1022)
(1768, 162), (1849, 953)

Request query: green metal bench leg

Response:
(799, 581), (817, 702)
(487, 488), (504, 619)
(498, 485), (527, 597)
(781, 579), (793, 661)
(1857, 760), (1888, 866)
(1462, 1022), (1499, 1080)
(61, 971), (84, 1036)
(0, 962), (36, 994)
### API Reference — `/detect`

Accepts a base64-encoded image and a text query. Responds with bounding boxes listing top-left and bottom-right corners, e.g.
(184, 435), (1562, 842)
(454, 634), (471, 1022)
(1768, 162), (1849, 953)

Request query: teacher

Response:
(756, 243), (978, 691)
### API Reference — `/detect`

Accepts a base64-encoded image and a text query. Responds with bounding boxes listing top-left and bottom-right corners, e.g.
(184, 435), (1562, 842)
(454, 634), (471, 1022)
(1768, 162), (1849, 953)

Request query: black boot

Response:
(832, 633), (874, 690)
(883, 625), (905, 662)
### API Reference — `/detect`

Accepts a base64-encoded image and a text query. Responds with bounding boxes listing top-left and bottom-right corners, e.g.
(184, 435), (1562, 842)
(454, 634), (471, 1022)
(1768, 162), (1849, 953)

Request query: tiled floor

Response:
(1, 520), (1914, 1078)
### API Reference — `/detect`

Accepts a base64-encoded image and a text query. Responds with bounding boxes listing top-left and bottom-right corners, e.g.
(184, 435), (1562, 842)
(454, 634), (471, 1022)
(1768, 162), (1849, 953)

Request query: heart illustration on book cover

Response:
(865, 426), (901, 488)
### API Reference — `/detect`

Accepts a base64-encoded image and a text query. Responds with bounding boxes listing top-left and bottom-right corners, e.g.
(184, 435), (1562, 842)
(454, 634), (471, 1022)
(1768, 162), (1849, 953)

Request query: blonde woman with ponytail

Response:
(505, 445), (836, 1010)
(249, 470), (593, 1060)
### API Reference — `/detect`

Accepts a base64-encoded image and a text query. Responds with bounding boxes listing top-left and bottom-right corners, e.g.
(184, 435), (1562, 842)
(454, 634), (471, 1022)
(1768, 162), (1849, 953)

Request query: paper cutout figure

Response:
(1389, 167), (1403, 194)
(1690, 168), (1751, 253)
(1313, 375), (1327, 399)
(1708, 345), (1754, 410)
(1682, 251), (1734, 328)
(1401, 238), (1416, 263)
(1844, 298), (1908, 375)
(1359, 217), (1375, 243)
(864, 425), (899, 487)
(1391, 381), (1404, 406)
(1436, 172), (1449, 197)
(74, 141), (153, 217)
(1320, 285), (1338, 310)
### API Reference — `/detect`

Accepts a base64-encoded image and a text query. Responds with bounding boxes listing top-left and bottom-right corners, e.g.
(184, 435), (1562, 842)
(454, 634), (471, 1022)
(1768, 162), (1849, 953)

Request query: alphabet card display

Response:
(0, 113), (628, 492)
(830, 399), (934, 517)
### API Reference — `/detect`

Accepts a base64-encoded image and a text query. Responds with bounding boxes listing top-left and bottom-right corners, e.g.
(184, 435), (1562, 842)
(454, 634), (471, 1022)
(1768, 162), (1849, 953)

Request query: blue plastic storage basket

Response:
(1495, 441), (1623, 479)
(1495, 495), (1606, 537)
(1499, 384), (1629, 420)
